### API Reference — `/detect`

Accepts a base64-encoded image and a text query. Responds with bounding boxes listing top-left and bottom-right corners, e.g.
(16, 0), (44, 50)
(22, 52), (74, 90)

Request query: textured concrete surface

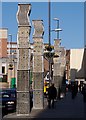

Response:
(32, 20), (44, 109)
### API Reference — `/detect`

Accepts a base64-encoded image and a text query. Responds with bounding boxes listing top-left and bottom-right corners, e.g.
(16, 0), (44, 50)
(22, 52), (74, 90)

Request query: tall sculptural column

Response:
(16, 4), (31, 115)
(60, 47), (66, 85)
(53, 39), (61, 97)
(32, 20), (44, 109)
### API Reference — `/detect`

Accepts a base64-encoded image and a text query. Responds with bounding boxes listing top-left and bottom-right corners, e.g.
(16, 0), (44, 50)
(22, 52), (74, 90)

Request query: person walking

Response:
(82, 82), (86, 103)
(47, 83), (57, 109)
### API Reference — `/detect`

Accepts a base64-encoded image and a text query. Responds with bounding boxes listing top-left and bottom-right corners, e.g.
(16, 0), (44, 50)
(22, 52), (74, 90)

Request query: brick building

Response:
(0, 28), (9, 88)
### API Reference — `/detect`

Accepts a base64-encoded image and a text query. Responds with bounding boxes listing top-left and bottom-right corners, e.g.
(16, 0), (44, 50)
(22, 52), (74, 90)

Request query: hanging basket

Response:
(9, 64), (13, 70)
(45, 45), (54, 51)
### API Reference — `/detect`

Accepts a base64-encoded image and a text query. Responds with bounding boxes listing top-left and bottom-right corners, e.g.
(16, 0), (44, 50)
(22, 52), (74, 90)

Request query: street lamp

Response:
(48, 0), (51, 46)
(48, 0), (52, 86)
(8, 34), (13, 70)
(47, 1), (63, 86)
(53, 18), (62, 39)
(8, 34), (13, 88)
(8, 34), (12, 56)
(51, 28), (62, 32)
(53, 18), (59, 39)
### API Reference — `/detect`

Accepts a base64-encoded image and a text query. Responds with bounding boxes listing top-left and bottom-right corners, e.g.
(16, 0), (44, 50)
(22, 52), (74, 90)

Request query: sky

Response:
(1, 2), (84, 49)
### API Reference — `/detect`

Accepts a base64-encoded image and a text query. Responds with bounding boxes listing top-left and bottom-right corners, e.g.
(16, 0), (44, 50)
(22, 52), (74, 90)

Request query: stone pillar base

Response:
(33, 72), (44, 109)
(33, 90), (44, 109)
(16, 114), (30, 116)
(17, 91), (30, 115)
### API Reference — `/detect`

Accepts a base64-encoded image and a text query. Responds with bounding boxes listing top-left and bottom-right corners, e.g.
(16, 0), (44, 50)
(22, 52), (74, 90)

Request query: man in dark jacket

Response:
(47, 83), (57, 108)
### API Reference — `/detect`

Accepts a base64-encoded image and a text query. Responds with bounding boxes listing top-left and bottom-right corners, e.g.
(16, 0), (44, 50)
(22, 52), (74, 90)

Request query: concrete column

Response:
(0, 59), (2, 78)
(16, 3), (31, 115)
(60, 47), (66, 84)
(53, 39), (61, 96)
(32, 20), (44, 109)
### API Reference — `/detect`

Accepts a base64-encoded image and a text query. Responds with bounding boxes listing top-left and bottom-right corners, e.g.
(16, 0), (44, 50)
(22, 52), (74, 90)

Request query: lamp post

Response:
(52, 18), (62, 39)
(53, 18), (59, 39)
(48, 2), (62, 87)
(48, 0), (51, 46)
(8, 34), (12, 57)
(8, 34), (13, 88)
(8, 34), (13, 70)
(48, 0), (52, 86)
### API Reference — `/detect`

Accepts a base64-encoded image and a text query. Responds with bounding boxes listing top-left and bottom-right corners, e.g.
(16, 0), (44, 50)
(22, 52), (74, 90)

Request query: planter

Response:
(45, 45), (54, 51)
(9, 64), (13, 70)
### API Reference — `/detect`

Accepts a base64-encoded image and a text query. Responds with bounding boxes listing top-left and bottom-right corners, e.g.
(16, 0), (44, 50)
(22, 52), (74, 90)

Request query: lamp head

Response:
(54, 28), (62, 32)
(53, 18), (59, 21)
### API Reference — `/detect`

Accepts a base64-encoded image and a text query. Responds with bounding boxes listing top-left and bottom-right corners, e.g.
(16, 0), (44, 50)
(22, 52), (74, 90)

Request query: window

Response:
(2, 75), (7, 82)
(2, 66), (5, 74)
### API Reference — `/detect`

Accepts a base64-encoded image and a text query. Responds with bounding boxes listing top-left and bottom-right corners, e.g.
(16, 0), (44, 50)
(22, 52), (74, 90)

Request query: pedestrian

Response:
(47, 83), (57, 109)
(82, 82), (86, 103)
(71, 82), (78, 99)
(30, 85), (33, 112)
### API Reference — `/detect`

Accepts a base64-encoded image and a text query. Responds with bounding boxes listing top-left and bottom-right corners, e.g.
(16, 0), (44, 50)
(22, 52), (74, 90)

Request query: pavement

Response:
(2, 91), (86, 120)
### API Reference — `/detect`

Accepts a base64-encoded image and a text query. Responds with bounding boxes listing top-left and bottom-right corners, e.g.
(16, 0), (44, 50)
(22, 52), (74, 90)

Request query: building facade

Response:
(0, 28), (9, 88)
(0, 28), (17, 88)
(1, 29), (85, 88)
(70, 49), (85, 84)
(0, 28), (50, 88)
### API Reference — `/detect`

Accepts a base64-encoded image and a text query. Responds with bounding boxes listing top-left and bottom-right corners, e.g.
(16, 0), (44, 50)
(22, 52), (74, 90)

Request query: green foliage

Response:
(0, 78), (2, 82)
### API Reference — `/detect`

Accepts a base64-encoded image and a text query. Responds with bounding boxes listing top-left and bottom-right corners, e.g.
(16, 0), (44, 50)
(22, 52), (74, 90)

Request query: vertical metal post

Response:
(48, 0), (51, 46)
(53, 18), (59, 39)
(9, 34), (12, 58)
(9, 34), (12, 88)
(57, 20), (59, 39)
(48, 0), (51, 86)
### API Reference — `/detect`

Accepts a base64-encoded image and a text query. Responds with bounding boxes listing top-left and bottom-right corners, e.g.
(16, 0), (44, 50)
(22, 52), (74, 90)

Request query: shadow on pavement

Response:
(2, 92), (86, 120)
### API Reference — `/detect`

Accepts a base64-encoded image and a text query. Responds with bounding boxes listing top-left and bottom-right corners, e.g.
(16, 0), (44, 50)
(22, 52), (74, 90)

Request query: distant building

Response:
(70, 49), (85, 84)
(1, 28), (85, 88)
(0, 28), (49, 88)
(0, 28), (9, 88)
